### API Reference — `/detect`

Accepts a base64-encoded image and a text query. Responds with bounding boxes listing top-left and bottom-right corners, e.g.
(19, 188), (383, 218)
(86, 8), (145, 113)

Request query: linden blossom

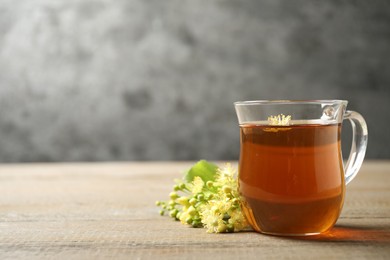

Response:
(264, 114), (292, 132)
(156, 161), (249, 233)
(267, 114), (292, 126)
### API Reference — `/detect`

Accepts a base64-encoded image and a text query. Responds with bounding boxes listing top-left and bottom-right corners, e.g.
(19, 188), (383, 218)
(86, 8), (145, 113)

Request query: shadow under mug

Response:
(234, 100), (368, 236)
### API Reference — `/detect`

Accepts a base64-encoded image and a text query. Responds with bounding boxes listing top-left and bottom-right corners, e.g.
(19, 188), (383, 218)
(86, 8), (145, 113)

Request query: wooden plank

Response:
(0, 161), (389, 259)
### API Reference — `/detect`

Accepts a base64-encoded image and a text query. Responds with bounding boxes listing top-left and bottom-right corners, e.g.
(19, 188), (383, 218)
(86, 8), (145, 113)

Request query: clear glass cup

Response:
(234, 100), (368, 236)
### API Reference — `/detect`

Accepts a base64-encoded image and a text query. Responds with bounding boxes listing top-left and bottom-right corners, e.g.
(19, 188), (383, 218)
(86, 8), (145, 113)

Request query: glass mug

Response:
(234, 100), (368, 236)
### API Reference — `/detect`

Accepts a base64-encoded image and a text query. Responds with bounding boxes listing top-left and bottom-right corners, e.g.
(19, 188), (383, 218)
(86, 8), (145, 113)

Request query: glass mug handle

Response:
(343, 110), (368, 185)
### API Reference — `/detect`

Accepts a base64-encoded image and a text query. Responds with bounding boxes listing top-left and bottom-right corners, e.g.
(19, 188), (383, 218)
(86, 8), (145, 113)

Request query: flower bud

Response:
(226, 224), (235, 233)
(169, 192), (179, 200)
(189, 198), (197, 205)
(186, 217), (193, 225)
(197, 194), (204, 201)
(169, 209), (178, 218)
(187, 206), (197, 216)
(192, 220), (202, 228)
(177, 196), (190, 206)
(205, 194), (213, 200)
(217, 224), (227, 233)
(222, 185), (232, 194)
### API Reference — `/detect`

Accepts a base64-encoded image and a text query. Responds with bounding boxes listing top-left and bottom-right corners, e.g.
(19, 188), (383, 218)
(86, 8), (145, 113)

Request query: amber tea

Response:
(238, 122), (345, 235)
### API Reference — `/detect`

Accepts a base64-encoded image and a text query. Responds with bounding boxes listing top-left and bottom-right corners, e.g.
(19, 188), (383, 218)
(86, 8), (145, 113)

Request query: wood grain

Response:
(0, 161), (389, 259)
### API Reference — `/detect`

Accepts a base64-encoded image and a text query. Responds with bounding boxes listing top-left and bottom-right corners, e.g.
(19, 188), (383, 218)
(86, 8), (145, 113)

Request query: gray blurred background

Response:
(0, 0), (389, 162)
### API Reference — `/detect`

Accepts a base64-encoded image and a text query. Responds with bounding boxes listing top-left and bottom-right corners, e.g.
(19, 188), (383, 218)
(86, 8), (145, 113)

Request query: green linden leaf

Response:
(184, 160), (218, 183)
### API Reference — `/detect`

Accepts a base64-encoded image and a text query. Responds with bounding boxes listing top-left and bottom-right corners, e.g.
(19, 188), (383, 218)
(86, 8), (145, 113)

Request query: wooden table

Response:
(0, 161), (389, 259)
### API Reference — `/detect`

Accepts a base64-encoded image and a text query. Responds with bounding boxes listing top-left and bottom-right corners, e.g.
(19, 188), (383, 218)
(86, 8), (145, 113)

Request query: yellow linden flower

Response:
(199, 203), (224, 233)
(179, 205), (191, 224)
(268, 114), (291, 126)
(228, 210), (248, 232)
(216, 163), (236, 179)
(197, 163), (249, 233)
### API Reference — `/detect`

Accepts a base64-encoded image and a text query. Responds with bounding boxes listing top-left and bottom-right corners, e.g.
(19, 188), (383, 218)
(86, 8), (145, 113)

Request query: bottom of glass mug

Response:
(240, 194), (343, 237)
(257, 230), (323, 236)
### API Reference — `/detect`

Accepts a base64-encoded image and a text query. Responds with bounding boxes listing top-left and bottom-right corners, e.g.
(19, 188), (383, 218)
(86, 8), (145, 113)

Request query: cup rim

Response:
(234, 100), (348, 106)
